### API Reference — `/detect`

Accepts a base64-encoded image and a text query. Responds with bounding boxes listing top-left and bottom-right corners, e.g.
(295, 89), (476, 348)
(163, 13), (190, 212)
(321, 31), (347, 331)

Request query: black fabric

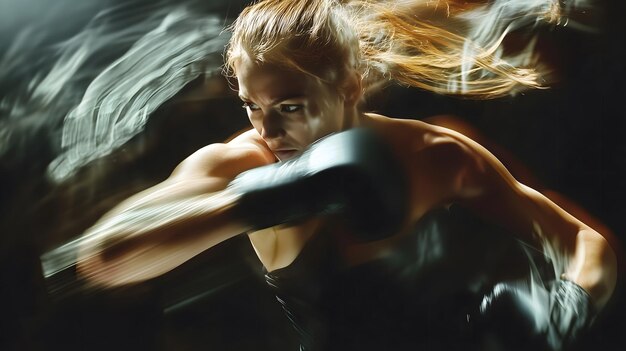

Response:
(262, 206), (549, 350)
(264, 224), (340, 351)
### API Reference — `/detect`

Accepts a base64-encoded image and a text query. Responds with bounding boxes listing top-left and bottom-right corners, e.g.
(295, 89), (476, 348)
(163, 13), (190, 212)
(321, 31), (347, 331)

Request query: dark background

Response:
(1, 0), (624, 350)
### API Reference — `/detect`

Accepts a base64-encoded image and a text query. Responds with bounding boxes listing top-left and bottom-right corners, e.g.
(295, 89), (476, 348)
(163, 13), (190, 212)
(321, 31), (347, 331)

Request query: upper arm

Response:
(171, 139), (273, 182)
(408, 124), (616, 307)
(166, 129), (274, 186)
(441, 129), (586, 247)
(458, 139), (618, 306)
(103, 131), (274, 217)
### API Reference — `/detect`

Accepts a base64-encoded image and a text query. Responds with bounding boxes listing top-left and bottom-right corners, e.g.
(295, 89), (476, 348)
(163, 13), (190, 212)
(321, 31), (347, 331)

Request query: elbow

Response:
(595, 234), (619, 310)
(573, 229), (619, 311)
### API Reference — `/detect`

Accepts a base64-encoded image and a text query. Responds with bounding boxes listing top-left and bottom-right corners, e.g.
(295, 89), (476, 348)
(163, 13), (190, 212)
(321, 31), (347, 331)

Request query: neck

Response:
(342, 107), (364, 130)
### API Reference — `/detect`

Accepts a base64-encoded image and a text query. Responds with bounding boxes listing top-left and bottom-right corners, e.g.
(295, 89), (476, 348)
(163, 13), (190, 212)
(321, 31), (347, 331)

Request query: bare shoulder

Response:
(170, 129), (275, 180)
(365, 113), (482, 160)
(367, 113), (499, 205)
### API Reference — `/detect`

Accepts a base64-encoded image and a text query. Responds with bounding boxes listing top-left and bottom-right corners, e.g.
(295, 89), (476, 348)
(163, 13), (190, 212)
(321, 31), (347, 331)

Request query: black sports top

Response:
(262, 207), (545, 351)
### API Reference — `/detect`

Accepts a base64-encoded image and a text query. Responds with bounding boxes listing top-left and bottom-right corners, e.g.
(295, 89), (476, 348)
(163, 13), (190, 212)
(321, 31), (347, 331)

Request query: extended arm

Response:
(76, 136), (274, 287)
(75, 128), (408, 287)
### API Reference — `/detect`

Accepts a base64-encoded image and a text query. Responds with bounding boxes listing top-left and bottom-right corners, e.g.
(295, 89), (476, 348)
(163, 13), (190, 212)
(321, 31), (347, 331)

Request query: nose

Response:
(260, 110), (286, 140)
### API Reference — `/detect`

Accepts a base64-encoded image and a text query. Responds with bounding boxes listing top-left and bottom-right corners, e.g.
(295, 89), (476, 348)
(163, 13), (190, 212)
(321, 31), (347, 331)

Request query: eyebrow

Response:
(238, 94), (305, 105)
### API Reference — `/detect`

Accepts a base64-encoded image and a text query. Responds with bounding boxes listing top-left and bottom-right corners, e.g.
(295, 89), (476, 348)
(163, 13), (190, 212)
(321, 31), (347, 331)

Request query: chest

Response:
(247, 219), (320, 272)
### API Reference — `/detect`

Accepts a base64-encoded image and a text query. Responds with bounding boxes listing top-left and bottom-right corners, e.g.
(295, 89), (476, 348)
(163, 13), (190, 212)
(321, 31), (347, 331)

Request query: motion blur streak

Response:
(46, 7), (229, 181)
(0, 2), (229, 182)
(455, 0), (595, 94)
(1, 1), (598, 182)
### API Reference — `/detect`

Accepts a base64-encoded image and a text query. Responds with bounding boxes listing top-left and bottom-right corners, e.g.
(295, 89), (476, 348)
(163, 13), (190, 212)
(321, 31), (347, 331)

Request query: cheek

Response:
(296, 108), (339, 141)
(284, 116), (312, 138)
(315, 100), (343, 129)
(247, 113), (262, 133)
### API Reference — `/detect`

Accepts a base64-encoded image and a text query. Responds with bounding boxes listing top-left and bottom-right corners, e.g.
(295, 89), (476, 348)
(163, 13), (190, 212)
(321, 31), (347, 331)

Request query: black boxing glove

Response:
(228, 128), (408, 241)
(477, 278), (595, 351)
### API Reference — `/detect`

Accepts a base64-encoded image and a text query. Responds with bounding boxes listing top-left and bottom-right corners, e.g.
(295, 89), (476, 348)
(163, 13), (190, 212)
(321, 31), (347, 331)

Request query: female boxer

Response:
(75, 1), (617, 350)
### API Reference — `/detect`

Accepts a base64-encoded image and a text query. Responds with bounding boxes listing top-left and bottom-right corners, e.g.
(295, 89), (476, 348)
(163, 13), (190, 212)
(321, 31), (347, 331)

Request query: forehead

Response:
(235, 55), (315, 100)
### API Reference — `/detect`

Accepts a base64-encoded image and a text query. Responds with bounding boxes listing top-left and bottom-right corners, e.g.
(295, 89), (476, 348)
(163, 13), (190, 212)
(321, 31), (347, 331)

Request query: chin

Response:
(274, 150), (299, 161)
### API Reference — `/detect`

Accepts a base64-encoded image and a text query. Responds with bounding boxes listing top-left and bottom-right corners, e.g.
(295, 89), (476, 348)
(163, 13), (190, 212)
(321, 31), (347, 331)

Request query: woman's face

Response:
(235, 55), (349, 161)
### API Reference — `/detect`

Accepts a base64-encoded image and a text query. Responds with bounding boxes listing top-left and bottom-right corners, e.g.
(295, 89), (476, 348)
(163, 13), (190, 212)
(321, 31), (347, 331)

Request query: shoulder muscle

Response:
(171, 130), (274, 181)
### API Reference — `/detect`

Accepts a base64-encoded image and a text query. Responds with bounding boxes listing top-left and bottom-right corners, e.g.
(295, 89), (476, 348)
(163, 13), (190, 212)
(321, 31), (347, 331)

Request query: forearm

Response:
(528, 199), (617, 310)
(77, 187), (247, 287)
(84, 187), (241, 249)
(502, 184), (618, 310)
(470, 183), (617, 310)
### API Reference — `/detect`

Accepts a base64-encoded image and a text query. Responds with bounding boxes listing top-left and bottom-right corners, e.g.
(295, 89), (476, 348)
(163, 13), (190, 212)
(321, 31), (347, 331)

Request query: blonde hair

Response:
(225, 0), (359, 86)
(225, 0), (567, 98)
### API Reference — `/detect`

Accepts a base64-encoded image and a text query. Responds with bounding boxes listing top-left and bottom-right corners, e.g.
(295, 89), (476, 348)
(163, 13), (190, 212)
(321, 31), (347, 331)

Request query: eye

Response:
(242, 102), (260, 111)
(280, 104), (303, 113)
